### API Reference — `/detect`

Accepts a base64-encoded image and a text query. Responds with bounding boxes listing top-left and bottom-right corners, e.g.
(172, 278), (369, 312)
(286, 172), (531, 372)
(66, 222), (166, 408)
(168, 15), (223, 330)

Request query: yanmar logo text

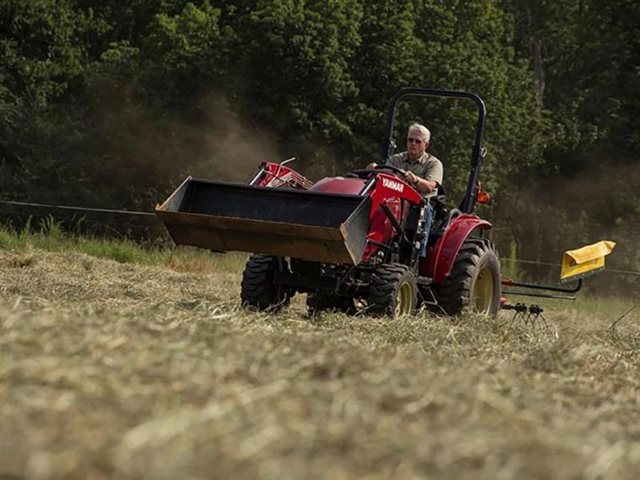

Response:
(381, 178), (404, 193)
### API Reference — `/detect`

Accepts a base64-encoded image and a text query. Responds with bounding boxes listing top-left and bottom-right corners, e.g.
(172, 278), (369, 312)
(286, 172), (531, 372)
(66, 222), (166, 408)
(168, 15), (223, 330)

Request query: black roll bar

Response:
(383, 88), (487, 214)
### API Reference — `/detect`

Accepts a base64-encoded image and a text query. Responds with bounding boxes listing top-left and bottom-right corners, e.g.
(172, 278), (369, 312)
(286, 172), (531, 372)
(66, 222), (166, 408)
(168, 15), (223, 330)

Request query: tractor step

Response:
(155, 177), (371, 264)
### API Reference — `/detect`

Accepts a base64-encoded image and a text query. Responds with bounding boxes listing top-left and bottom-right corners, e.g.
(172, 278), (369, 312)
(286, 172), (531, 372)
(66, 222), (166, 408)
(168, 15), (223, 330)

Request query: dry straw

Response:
(1, 248), (638, 480)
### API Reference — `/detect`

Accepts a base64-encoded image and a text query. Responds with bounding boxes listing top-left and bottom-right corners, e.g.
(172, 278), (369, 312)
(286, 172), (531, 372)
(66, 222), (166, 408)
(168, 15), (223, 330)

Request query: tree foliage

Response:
(1, 0), (637, 286)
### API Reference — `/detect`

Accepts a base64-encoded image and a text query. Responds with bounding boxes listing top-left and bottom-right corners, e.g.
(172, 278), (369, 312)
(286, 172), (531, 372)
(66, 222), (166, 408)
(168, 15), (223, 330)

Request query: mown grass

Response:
(2, 220), (633, 315)
(0, 244), (638, 480)
(0, 219), (247, 273)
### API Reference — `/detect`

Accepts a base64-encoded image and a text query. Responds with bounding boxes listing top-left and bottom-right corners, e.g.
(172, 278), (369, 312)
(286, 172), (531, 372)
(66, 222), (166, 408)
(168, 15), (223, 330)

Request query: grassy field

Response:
(0, 231), (638, 480)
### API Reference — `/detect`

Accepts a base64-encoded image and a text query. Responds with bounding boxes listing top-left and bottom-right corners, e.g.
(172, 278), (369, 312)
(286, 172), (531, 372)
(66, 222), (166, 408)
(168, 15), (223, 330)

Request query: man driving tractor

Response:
(368, 123), (443, 257)
(368, 123), (443, 198)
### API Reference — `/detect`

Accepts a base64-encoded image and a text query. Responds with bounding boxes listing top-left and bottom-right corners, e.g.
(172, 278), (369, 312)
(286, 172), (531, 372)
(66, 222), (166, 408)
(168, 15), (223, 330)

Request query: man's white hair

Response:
(408, 123), (431, 143)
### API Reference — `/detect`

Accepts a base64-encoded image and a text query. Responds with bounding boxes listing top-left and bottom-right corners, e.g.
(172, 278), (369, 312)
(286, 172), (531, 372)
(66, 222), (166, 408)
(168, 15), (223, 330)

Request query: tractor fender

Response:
(422, 214), (493, 283)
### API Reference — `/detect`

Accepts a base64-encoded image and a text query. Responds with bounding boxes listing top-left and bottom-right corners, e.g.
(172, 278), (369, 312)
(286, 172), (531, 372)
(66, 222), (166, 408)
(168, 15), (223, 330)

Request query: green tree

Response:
(232, 0), (362, 158)
(346, 0), (425, 166)
(78, 2), (235, 208)
(0, 0), (91, 202)
(386, 1), (546, 200)
(499, 0), (639, 289)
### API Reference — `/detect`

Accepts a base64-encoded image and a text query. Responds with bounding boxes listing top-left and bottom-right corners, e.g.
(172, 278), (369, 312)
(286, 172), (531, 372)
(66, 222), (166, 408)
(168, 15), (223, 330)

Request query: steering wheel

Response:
(347, 164), (406, 179)
(373, 164), (405, 176)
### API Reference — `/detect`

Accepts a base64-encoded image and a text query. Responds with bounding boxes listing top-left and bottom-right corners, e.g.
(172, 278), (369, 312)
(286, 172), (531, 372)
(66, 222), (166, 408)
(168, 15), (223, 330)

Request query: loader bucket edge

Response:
(155, 178), (371, 264)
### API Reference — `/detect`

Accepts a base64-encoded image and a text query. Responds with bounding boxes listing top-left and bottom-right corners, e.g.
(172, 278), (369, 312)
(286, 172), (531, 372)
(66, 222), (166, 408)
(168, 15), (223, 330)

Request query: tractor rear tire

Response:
(307, 293), (356, 317)
(367, 264), (418, 318)
(433, 238), (500, 317)
(241, 255), (290, 312)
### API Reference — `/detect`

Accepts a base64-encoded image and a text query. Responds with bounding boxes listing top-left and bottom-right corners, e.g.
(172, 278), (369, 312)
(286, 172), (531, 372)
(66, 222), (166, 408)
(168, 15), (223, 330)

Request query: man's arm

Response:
(404, 171), (438, 195)
(405, 157), (443, 195)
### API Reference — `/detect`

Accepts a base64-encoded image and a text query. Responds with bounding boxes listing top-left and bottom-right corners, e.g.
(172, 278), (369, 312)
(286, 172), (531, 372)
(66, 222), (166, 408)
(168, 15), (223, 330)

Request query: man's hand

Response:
(366, 162), (378, 170)
(404, 170), (418, 184)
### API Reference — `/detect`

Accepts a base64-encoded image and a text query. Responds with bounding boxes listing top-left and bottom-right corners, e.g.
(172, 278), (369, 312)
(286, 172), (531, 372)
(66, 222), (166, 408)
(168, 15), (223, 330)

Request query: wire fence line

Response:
(0, 199), (165, 241)
(0, 200), (156, 216)
(2, 199), (639, 276)
(500, 258), (640, 276)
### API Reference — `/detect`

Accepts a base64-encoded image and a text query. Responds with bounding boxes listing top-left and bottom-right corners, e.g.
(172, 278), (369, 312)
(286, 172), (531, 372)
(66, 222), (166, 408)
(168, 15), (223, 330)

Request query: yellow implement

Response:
(560, 240), (616, 283)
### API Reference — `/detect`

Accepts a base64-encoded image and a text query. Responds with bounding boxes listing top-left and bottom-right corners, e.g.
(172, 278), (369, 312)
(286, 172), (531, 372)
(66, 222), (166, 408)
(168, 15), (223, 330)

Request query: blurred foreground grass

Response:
(0, 230), (638, 480)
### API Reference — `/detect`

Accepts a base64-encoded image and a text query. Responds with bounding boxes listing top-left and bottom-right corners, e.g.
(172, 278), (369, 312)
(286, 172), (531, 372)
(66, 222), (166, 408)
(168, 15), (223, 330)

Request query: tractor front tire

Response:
(367, 264), (418, 318)
(241, 255), (290, 312)
(433, 238), (500, 317)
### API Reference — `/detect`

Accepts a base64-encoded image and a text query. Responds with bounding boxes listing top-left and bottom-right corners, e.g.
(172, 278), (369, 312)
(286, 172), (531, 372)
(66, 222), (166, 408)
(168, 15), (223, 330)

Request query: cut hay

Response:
(1, 249), (638, 479)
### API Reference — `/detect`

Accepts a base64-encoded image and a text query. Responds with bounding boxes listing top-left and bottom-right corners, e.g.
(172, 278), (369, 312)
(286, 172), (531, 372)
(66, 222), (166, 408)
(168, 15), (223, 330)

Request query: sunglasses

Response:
(407, 137), (423, 144)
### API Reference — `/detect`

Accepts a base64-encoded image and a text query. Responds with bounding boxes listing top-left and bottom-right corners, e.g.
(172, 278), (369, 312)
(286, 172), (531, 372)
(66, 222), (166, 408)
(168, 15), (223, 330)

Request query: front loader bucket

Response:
(155, 177), (371, 264)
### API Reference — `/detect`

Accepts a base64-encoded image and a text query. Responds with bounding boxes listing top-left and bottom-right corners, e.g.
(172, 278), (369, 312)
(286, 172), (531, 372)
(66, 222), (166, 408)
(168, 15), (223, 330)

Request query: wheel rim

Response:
(472, 265), (495, 313)
(394, 281), (414, 317)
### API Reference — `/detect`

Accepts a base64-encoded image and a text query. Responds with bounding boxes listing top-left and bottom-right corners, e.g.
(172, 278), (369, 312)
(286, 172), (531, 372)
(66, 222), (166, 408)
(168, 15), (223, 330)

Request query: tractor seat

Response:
(428, 184), (462, 234)
(430, 183), (447, 210)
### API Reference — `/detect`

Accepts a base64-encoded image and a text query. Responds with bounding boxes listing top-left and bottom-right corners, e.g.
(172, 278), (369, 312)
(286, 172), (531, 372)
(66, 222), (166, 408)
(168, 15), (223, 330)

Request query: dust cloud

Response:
(196, 94), (283, 181)
(117, 92), (346, 189)
(116, 93), (285, 187)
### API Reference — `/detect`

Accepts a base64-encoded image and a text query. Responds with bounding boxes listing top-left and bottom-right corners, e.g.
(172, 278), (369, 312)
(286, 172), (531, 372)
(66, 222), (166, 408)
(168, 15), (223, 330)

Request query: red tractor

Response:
(156, 88), (612, 319)
(157, 88), (501, 318)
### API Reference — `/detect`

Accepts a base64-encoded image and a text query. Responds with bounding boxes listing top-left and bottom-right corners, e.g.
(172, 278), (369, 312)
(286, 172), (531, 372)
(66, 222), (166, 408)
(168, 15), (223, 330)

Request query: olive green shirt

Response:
(386, 151), (443, 197)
